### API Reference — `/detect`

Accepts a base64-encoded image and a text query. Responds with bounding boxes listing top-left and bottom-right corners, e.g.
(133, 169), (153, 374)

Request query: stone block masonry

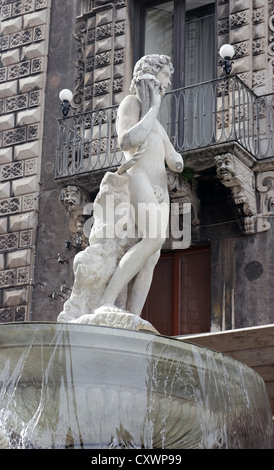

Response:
(0, 0), (52, 322)
(73, 0), (131, 114)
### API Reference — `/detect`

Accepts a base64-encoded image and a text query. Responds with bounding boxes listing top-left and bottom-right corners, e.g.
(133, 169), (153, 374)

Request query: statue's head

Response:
(130, 54), (174, 96)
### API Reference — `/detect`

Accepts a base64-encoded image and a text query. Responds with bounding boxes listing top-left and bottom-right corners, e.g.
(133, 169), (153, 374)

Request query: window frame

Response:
(131, 0), (217, 89)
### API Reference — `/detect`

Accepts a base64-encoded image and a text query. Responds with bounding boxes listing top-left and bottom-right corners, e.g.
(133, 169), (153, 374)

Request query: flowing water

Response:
(0, 322), (272, 449)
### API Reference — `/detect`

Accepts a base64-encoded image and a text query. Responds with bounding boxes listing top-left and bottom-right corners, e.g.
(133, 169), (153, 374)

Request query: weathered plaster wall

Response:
(211, 223), (274, 331)
(196, 166), (274, 332)
(233, 220), (274, 328)
(30, 0), (79, 321)
(202, 191), (274, 332)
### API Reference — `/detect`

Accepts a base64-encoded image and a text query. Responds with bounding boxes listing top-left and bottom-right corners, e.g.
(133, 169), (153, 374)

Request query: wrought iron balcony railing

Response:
(55, 75), (274, 181)
(56, 105), (123, 180)
(160, 75), (274, 158)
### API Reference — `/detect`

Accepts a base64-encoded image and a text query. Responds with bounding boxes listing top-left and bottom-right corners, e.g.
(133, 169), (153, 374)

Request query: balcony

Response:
(55, 105), (123, 190)
(55, 75), (274, 190)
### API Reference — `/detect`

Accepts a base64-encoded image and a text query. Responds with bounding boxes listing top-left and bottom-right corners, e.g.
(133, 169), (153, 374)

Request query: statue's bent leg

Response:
(99, 191), (169, 309)
(127, 249), (161, 316)
(100, 236), (164, 308)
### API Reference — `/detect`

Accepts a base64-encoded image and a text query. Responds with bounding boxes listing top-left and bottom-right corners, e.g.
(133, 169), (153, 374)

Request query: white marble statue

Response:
(58, 54), (184, 331)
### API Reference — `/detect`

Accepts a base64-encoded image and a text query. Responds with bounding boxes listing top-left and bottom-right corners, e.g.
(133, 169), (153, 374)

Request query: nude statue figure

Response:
(58, 55), (184, 327)
(97, 54), (184, 316)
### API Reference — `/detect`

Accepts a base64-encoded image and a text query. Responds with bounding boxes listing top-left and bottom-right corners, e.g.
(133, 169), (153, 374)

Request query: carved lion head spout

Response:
(215, 154), (236, 182)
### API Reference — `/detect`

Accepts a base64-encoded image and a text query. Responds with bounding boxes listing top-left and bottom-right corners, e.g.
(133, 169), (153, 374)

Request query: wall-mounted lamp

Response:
(219, 44), (235, 75)
(29, 278), (45, 288)
(48, 290), (65, 300)
(60, 283), (72, 294)
(59, 88), (73, 118)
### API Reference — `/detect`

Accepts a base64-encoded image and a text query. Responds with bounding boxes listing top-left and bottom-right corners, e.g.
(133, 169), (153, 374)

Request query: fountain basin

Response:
(0, 322), (272, 449)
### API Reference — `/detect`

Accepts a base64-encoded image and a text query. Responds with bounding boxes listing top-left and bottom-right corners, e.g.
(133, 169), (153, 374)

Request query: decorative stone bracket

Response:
(214, 154), (274, 234)
(256, 171), (274, 232)
(167, 169), (200, 245)
(214, 153), (257, 234)
(60, 165), (274, 244)
(59, 185), (91, 249)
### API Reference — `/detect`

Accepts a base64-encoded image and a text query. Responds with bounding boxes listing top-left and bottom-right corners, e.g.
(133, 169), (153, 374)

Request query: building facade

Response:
(1, 0), (274, 338)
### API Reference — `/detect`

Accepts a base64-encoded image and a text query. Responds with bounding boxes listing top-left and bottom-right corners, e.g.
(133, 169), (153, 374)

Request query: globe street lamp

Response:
(219, 44), (235, 75)
(59, 88), (73, 118)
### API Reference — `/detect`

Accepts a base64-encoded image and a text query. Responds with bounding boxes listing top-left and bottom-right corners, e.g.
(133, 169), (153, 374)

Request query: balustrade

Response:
(56, 76), (274, 180)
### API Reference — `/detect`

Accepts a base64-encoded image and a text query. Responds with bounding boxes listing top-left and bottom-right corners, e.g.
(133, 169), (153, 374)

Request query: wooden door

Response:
(142, 246), (211, 336)
(141, 252), (174, 336)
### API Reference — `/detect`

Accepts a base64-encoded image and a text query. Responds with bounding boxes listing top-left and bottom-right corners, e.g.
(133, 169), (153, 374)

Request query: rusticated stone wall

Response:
(73, 0), (132, 113)
(217, 0), (272, 94)
(0, 0), (52, 322)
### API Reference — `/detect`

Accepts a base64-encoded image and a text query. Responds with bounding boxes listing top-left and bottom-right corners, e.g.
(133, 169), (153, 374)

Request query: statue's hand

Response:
(136, 77), (162, 109)
(147, 79), (162, 108)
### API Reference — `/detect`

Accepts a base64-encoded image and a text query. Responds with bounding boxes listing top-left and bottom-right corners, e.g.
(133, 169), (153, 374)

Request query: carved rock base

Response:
(72, 307), (159, 334)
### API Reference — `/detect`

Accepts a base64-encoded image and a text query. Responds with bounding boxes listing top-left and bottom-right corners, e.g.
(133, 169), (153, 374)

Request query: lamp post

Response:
(59, 89), (73, 118)
(219, 44), (235, 75)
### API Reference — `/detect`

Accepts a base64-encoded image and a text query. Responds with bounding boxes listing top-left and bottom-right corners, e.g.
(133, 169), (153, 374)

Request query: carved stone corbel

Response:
(214, 153), (257, 234)
(256, 171), (274, 232)
(59, 185), (91, 248)
(167, 168), (200, 245)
